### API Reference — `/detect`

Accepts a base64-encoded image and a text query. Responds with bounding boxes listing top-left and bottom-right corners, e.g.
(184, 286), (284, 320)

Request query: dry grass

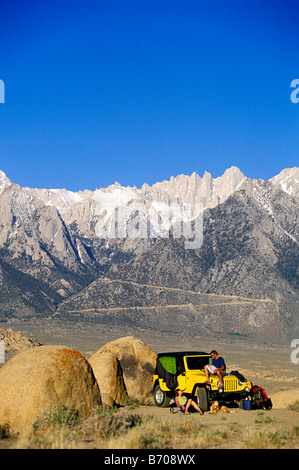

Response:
(1, 405), (299, 449)
(243, 425), (299, 449)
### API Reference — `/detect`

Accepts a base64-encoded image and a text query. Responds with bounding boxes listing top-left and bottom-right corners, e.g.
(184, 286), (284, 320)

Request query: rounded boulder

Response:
(90, 336), (157, 399)
(89, 352), (127, 407)
(0, 345), (101, 435)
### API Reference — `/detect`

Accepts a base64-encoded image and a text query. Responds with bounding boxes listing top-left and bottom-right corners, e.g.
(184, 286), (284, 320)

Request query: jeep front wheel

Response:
(197, 387), (209, 412)
(154, 385), (171, 407)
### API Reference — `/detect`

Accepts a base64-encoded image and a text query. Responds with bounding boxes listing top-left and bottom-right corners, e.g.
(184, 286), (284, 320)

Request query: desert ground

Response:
(1, 318), (299, 450)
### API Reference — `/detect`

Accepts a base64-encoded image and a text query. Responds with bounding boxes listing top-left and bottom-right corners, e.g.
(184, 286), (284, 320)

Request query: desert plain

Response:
(1, 317), (299, 450)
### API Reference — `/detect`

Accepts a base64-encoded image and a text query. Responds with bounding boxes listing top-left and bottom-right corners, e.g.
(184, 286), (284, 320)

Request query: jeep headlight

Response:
(244, 386), (250, 392)
(238, 380), (244, 386)
(217, 381), (223, 393)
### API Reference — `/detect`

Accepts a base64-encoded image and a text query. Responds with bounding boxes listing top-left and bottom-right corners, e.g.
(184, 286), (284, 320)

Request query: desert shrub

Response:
(288, 401), (299, 412)
(122, 395), (140, 409)
(33, 406), (79, 433)
(74, 407), (143, 442)
(0, 424), (11, 439)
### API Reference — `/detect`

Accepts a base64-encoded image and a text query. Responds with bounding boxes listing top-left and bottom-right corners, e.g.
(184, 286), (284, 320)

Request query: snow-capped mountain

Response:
(1, 165), (298, 256)
(13, 166), (247, 246)
(25, 165), (246, 214)
(22, 166), (298, 248)
(0, 166), (298, 342)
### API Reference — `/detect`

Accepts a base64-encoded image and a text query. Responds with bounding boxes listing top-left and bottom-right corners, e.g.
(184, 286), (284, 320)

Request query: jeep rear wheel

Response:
(154, 385), (171, 407)
(197, 387), (209, 412)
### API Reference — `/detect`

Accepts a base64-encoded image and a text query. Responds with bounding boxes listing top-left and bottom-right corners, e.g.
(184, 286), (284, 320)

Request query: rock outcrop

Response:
(0, 328), (42, 352)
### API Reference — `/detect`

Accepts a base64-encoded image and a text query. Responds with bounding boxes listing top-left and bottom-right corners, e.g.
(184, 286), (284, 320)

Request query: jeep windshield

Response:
(186, 356), (210, 370)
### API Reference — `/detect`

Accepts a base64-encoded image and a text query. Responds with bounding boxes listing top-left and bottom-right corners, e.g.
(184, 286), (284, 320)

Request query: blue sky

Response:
(0, 0), (298, 191)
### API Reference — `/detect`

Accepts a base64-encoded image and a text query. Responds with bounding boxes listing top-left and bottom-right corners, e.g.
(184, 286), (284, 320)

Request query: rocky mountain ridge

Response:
(0, 167), (298, 343)
(0, 327), (42, 352)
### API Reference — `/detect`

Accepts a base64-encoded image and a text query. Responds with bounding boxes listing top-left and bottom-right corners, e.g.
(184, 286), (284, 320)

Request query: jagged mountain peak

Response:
(1, 165), (297, 201)
(0, 170), (12, 193)
(215, 165), (245, 180)
(138, 165), (246, 209)
(0, 166), (297, 244)
(270, 167), (299, 198)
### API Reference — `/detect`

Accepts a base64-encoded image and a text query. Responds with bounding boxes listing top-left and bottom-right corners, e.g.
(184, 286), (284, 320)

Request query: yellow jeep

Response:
(152, 351), (252, 411)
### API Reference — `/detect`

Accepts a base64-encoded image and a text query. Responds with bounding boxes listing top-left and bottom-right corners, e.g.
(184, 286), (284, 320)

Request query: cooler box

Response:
(243, 398), (252, 410)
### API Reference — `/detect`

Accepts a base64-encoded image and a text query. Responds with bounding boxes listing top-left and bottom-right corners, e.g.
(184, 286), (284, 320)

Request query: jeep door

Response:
(176, 356), (186, 390)
(176, 373), (186, 390)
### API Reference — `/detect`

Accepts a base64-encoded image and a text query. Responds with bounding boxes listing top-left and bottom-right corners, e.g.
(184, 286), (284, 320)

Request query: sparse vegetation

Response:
(288, 401), (299, 412)
(0, 424), (11, 439)
(33, 406), (79, 432)
(1, 405), (299, 449)
(244, 426), (298, 449)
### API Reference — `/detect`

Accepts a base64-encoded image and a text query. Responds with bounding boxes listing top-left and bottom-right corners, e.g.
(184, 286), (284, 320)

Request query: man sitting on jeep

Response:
(204, 350), (226, 387)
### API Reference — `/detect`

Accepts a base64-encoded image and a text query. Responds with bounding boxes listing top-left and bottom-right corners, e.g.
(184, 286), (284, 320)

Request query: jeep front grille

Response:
(224, 377), (238, 391)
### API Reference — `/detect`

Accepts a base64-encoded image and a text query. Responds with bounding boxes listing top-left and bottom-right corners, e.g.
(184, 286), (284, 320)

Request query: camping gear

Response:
(243, 397), (252, 410)
(250, 385), (273, 410)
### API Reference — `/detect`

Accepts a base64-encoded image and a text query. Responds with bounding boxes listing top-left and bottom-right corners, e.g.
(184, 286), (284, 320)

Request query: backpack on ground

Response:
(250, 384), (272, 410)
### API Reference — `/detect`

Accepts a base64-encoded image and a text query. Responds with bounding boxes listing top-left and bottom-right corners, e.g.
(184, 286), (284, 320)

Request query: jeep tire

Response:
(153, 385), (171, 408)
(197, 386), (209, 412)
